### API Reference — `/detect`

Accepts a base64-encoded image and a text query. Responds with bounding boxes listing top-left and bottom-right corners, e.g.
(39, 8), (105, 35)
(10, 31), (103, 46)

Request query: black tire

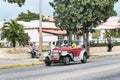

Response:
(63, 56), (70, 65)
(81, 54), (87, 63)
(45, 57), (51, 66)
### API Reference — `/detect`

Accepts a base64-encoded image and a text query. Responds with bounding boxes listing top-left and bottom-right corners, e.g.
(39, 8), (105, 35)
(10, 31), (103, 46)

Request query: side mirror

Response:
(48, 50), (51, 55)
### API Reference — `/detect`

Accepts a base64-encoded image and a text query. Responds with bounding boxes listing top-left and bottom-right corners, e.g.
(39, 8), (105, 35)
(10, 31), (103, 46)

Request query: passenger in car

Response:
(50, 41), (56, 52)
(71, 41), (77, 48)
(61, 40), (68, 47)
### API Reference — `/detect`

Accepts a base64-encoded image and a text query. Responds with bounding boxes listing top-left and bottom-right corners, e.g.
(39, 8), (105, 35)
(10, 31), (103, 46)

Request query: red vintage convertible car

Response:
(44, 45), (89, 66)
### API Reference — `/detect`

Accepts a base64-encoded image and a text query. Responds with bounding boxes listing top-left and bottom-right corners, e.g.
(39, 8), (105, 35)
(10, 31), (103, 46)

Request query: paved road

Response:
(0, 56), (120, 80)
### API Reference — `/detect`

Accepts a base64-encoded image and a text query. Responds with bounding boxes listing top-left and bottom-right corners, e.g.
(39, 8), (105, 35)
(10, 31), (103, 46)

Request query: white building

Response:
(0, 16), (120, 47)
(0, 20), (67, 47)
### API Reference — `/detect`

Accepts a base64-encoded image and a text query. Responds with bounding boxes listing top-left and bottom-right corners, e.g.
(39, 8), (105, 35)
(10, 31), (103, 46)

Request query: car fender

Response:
(61, 51), (74, 60)
(61, 51), (69, 56)
(79, 50), (86, 60)
(43, 54), (51, 61)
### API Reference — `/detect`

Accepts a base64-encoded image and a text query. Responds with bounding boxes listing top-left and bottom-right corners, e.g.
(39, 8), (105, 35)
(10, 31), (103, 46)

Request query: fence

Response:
(90, 39), (120, 47)
(0, 38), (120, 51)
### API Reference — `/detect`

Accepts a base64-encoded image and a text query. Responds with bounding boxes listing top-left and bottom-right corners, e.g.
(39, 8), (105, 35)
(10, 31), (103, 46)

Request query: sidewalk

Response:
(90, 50), (120, 58)
(0, 51), (120, 69)
(90, 50), (120, 56)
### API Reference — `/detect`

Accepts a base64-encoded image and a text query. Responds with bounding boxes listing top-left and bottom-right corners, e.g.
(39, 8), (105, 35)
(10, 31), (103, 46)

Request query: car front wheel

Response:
(45, 57), (51, 66)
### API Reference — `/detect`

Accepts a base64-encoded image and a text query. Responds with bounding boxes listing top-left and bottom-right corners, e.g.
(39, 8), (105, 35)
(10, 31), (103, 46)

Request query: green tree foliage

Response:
(104, 29), (120, 38)
(16, 10), (50, 22)
(50, 0), (118, 53)
(3, 0), (25, 7)
(1, 20), (30, 47)
(16, 10), (39, 22)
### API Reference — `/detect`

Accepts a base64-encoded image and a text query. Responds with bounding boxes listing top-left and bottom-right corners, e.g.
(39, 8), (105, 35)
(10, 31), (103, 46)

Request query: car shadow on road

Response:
(50, 61), (91, 66)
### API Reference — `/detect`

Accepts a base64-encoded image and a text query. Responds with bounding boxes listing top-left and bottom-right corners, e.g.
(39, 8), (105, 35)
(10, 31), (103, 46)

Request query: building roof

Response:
(42, 29), (66, 35)
(17, 20), (67, 35)
(0, 20), (66, 35)
(96, 17), (120, 29)
(17, 20), (57, 29)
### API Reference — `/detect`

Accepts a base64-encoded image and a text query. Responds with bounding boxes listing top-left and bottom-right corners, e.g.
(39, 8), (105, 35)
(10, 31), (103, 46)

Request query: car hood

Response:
(53, 46), (72, 51)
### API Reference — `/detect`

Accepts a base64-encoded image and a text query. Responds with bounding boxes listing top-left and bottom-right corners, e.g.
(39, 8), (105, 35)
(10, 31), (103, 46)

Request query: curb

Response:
(89, 53), (120, 59)
(0, 61), (45, 69)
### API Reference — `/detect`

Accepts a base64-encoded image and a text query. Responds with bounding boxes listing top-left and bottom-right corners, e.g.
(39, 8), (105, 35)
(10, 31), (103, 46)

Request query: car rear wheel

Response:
(45, 57), (51, 66)
(63, 56), (70, 65)
(81, 54), (87, 63)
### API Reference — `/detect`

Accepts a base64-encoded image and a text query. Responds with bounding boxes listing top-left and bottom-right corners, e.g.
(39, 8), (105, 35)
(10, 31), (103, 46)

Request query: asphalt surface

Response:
(0, 51), (120, 69)
(0, 56), (120, 80)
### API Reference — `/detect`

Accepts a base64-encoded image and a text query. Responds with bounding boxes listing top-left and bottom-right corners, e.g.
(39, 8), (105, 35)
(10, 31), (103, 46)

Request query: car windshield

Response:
(56, 40), (71, 47)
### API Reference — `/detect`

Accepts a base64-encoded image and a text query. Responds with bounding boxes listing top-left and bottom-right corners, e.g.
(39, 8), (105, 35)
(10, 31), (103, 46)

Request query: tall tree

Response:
(3, 0), (25, 7)
(1, 20), (30, 47)
(50, 0), (118, 53)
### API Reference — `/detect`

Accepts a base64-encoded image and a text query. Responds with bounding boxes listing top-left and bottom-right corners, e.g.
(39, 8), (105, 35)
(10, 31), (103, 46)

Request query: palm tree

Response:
(1, 20), (30, 47)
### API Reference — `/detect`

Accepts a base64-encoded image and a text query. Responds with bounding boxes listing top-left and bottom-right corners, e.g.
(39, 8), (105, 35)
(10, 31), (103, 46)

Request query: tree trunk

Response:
(82, 27), (90, 54)
(86, 32), (90, 54)
(12, 41), (16, 47)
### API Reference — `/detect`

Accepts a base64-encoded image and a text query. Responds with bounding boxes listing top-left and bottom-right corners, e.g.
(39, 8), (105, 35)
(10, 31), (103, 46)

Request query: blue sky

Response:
(0, 0), (54, 21)
(0, 0), (120, 21)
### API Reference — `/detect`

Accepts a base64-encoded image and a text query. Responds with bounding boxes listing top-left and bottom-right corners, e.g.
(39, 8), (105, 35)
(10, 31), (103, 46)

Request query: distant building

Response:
(0, 20), (67, 47)
(17, 20), (67, 46)
(0, 16), (120, 47)
(0, 21), (9, 47)
(96, 16), (120, 39)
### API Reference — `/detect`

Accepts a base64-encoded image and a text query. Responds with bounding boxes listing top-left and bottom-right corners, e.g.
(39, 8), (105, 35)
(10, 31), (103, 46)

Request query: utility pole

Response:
(39, 0), (43, 60)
